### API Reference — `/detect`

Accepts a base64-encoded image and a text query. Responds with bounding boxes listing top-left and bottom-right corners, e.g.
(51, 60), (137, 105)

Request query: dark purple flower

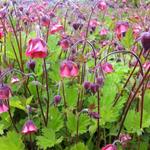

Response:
(83, 81), (91, 90)
(90, 83), (99, 94)
(54, 95), (61, 105)
(27, 60), (36, 71)
(0, 84), (11, 100)
(96, 77), (104, 87)
(141, 32), (150, 51)
(88, 111), (99, 119)
(72, 23), (83, 30)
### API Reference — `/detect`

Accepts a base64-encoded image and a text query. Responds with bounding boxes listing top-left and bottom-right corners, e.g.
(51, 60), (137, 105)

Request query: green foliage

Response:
(67, 112), (91, 136)
(70, 142), (89, 150)
(121, 28), (134, 49)
(47, 107), (64, 132)
(36, 128), (63, 150)
(9, 96), (33, 111)
(0, 131), (25, 150)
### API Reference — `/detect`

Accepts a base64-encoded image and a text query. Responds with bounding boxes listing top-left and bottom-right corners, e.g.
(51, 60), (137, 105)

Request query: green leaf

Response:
(70, 142), (89, 150)
(121, 28), (134, 49)
(124, 110), (142, 135)
(47, 107), (64, 132)
(36, 128), (63, 150)
(0, 131), (25, 150)
(67, 112), (90, 136)
(65, 85), (78, 108)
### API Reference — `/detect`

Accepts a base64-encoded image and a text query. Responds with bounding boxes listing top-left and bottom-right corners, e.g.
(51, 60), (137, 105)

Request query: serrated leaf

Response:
(36, 128), (63, 150)
(70, 142), (89, 150)
(67, 112), (90, 136)
(0, 131), (25, 150)
(48, 107), (64, 132)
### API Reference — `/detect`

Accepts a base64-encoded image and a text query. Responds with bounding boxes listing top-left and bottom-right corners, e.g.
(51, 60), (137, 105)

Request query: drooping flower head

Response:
(140, 31), (150, 51)
(101, 62), (114, 73)
(119, 133), (131, 147)
(115, 21), (129, 40)
(26, 38), (47, 58)
(60, 60), (79, 78)
(50, 24), (63, 34)
(97, 1), (107, 11)
(0, 100), (8, 114)
(41, 15), (50, 27)
(54, 95), (61, 105)
(21, 120), (37, 134)
(11, 77), (20, 84)
(0, 84), (11, 100)
(102, 144), (117, 150)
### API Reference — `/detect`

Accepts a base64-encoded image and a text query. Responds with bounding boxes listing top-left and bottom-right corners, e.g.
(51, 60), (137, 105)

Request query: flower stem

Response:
(43, 59), (50, 126)
(117, 67), (150, 137)
(7, 100), (19, 133)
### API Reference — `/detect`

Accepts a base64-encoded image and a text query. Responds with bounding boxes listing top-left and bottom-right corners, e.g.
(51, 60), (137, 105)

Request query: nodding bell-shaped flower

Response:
(26, 38), (47, 59)
(50, 24), (63, 34)
(119, 133), (131, 147)
(140, 31), (150, 51)
(97, 1), (107, 11)
(60, 60), (79, 78)
(83, 81), (91, 90)
(41, 15), (50, 27)
(101, 62), (114, 73)
(88, 111), (99, 119)
(54, 95), (61, 105)
(27, 60), (36, 72)
(115, 21), (129, 40)
(72, 23), (83, 30)
(11, 77), (20, 84)
(102, 144), (117, 150)
(59, 39), (70, 50)
(0, 84), (11, 100)
(100, 28), (108, 36)
(0, 100), (8, 114)
(90, 83), (99, 94)
(21, 120), (37, 134)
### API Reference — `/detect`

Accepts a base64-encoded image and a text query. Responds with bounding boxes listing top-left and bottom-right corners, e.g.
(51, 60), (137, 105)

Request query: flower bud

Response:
(96, 77), (104, 87)
(90, 83), (99, 94)
(83, 81), (91, 90)
(141, 32), (150, 51)
(54, 95), (61, 105)
(0, 84), (11, 100)
(27, 60), (36, 71)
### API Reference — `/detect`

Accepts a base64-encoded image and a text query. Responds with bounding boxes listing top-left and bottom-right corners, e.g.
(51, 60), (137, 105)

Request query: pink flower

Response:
(60, 60), (79, 78)
(143, 62), (150, 70)
(11, 77), (20, 84)
(26, 38), (47, 58)
(0, 100), (8, 114)
(0, 30), (3, 39)
(102, 144), (117, 150)
(122, 0), (127, 3)
(100, 28), (108, 36)
(21, 120), (37, 134)
(115, 22), (129, 40)
(119, 133), (131, 147)
(0, 84), (11, 100)
(50, 24), (63, 34)
(97, 1), (107, 11)
(41, 15), (50, 27)
(101, 62), (114, 73)
(133, 25), (142, 39)
(89, 20), (100, 28)
(59, 39), (70, 50)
